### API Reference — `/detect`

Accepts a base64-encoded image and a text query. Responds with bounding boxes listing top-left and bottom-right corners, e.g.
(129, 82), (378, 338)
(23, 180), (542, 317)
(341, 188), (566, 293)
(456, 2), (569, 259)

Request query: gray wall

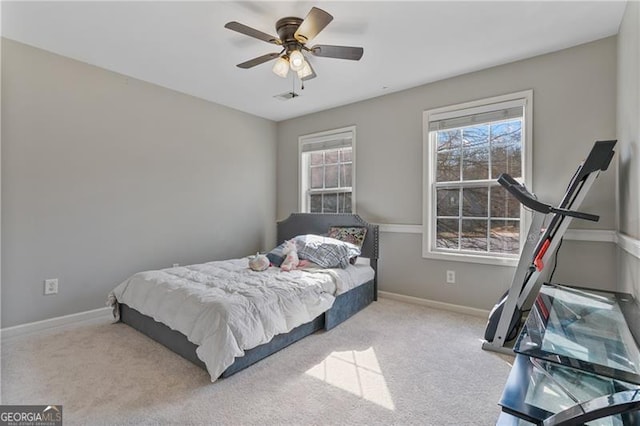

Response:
(617, 1), (640, 298)
(277, 37), (618, 310)
(1, 39), (277, 327)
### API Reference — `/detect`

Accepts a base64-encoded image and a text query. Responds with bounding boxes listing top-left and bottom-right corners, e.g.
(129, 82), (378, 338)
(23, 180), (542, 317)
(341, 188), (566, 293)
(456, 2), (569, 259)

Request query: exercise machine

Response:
(482, 140), (617, 354)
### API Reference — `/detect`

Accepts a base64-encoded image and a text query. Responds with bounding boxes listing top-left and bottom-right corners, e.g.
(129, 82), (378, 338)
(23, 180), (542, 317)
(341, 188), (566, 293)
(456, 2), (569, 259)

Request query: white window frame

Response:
(298, 126), (356, 213)
(422, 90), (533, 266)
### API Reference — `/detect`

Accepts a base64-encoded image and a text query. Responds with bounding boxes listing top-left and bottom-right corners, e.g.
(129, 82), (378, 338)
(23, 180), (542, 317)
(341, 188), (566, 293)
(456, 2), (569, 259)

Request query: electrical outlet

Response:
(44, 279), (58, 295)
(446, 270), (456, 284)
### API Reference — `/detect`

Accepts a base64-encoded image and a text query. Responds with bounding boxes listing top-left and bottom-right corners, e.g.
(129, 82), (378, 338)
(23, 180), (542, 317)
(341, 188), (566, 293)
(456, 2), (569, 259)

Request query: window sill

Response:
(422, 249), (518, 267)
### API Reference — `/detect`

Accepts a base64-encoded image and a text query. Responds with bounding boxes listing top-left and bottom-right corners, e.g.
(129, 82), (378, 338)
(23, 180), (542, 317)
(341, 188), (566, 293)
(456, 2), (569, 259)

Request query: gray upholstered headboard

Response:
(277, 213), (379, 260)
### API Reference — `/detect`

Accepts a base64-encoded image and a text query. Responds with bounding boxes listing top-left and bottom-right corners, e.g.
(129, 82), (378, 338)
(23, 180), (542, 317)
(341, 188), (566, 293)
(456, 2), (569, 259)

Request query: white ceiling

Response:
(2, 1), (627, 122)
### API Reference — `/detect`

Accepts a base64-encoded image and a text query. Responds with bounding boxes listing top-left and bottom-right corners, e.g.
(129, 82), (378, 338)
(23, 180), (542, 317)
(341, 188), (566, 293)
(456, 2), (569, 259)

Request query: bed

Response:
(108, 213), (379, 381)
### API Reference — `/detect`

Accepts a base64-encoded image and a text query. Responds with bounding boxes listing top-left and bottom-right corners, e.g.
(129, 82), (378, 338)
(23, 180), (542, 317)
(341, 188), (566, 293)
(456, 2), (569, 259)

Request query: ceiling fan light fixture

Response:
(225, 7), (364, 84)
(288, 50), (305, 71)
(272, 57), (290, 78)
(297, 60), (313, 79)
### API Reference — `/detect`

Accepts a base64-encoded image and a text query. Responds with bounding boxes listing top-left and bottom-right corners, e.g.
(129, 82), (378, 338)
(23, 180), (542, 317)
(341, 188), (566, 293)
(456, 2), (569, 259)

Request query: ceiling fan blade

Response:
(301, 61), (317, 81)
(311, 45), (364, 61)
(294, 7), (333, 44)
(225, 21), (280, 45)
(237, 53), (281, 69)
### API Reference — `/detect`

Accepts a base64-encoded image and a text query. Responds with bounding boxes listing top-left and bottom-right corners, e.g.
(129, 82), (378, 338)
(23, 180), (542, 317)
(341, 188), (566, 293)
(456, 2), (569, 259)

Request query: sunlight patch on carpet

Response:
(305, 347), (395, 410)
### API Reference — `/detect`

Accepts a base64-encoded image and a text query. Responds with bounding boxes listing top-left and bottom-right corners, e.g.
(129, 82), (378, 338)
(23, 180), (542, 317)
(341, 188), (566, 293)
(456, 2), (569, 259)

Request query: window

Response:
(299, 126), (355, 213)
(423, 91), (532, 265)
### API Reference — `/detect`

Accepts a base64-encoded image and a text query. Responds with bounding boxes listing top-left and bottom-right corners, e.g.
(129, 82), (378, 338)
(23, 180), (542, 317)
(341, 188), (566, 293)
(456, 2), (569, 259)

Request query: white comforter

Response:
(108, 258), (369, 381)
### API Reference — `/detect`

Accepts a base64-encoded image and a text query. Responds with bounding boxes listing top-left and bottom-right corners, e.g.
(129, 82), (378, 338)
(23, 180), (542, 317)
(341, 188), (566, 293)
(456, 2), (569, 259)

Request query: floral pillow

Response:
(327, 226), (367, 249)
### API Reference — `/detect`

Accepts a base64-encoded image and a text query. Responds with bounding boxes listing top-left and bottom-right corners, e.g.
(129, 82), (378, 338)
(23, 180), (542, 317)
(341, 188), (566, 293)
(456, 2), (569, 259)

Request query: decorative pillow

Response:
(294, 234), (360, 269)
(327, 226), (367, 249)
(266, 242), (286, 267)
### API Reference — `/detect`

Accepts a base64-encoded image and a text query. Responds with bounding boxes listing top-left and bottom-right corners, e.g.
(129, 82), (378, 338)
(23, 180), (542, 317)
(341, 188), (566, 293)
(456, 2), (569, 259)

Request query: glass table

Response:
(498, 283), (640, 425)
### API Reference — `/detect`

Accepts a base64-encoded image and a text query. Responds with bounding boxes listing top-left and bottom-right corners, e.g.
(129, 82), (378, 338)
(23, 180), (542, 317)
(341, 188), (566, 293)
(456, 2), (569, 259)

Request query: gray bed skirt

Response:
(120, 280), (375, 378)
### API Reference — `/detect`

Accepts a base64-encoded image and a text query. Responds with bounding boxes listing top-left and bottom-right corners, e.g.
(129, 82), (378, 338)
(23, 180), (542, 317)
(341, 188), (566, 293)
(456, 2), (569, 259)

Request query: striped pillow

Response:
(294, 234), (360, 269)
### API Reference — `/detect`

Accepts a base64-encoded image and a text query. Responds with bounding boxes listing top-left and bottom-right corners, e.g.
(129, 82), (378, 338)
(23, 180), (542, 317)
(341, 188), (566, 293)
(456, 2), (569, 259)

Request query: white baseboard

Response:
(1, 307), (112, 340)
(379, 291), (490, 318)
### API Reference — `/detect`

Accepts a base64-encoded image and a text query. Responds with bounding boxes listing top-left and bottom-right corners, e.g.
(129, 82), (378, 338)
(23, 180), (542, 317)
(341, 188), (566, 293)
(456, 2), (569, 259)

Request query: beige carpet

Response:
(1, 298), (512, 425)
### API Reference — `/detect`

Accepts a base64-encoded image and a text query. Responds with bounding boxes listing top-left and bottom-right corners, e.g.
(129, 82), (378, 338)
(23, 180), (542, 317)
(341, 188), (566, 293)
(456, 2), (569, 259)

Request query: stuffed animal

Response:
(248, 252), (270, 271)
(280, 240), (307, 271)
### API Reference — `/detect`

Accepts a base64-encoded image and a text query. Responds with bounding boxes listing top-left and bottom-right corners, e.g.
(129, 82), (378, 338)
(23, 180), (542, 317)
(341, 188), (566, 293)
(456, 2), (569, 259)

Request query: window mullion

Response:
(488, 122), (493, 179)
(486, 187), (491, 252)
(459, 129), (464, 182)
(488, 186), (492, 252)
(322, 151), (326, 190)
(458, 187), (462, 250)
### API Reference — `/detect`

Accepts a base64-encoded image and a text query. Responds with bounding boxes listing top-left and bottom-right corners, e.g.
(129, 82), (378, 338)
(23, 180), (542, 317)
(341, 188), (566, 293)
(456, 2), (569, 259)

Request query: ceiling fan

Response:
(224, 7), (364, 81)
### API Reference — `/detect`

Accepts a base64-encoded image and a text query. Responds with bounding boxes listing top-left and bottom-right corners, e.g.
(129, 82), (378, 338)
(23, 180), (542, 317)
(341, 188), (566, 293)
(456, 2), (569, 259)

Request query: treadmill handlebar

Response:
(549, 207), (599, 222)
(497, 174), (551, 214)
(497, 173), (599, 222)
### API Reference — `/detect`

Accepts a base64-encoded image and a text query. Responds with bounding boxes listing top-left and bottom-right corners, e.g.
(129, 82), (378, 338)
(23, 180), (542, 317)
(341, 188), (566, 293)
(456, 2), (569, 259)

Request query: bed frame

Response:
(119, 213), (379, 379)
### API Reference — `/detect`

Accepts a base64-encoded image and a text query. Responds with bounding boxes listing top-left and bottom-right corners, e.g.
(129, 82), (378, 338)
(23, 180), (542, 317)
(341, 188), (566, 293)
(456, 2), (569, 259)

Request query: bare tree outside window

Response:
(306, 148), (353, 213)
(434, 119), (522, 255)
